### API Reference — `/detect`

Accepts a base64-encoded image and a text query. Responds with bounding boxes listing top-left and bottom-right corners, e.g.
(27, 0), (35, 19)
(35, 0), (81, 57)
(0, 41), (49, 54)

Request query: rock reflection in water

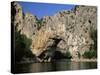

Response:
(15, 60), (97, 73)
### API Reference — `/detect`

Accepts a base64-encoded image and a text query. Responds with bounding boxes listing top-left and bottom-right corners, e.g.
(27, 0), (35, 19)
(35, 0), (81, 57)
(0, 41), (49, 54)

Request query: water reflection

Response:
(15, 60), (97, 73)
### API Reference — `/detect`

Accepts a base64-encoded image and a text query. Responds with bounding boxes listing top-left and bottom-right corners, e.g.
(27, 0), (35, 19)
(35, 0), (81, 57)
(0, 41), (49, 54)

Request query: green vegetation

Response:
(91, 29), (97, 50)
(77, 52), (81, 59)
(36, 18), (43, 30)
(65, 51), (72, 59)
(15, 25), (34, 62)
(82, 50), (97, 59)
(83, 27), (97, 59)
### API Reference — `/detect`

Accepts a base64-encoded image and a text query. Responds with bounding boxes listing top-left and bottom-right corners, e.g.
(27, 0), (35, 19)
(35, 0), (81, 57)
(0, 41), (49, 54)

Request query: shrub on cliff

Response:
(36, 18), (43, 30)
(82, 50), (97, 59)
(65, 51), (72, 59)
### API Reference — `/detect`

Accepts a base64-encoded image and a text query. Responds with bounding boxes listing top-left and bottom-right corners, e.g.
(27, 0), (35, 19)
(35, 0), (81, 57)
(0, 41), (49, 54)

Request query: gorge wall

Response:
(11, 2), (97, 62)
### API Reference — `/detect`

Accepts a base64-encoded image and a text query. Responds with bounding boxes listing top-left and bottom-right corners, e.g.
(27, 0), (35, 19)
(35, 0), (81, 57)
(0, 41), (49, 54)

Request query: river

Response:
(14, 59), (97, 73)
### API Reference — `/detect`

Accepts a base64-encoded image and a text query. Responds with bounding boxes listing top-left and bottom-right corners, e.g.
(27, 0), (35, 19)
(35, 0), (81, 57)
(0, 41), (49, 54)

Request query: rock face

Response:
(11, 2), (38, 39)
(11, 2), (23, 31)
(21, 13), (38, 39)
(12, 2), (97, 61)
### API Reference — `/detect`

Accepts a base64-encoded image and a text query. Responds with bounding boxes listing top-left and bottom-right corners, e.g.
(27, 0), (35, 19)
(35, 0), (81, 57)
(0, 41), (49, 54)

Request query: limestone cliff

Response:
(12, 2), (97, 61)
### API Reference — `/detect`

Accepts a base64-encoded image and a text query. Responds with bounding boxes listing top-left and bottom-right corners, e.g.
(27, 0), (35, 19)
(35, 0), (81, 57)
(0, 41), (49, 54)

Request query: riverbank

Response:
(16, 58), (97, 64)
(71, 58), (97, 62)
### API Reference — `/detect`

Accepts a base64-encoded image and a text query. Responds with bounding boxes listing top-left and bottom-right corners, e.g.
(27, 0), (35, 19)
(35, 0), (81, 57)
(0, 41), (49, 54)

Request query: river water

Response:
(15, 59), (97, 73)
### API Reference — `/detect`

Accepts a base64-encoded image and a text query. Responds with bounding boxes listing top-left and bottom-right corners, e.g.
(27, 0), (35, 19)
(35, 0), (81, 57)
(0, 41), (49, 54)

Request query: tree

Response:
(82, 50), (97, 59)
(14, 25), (33, 62)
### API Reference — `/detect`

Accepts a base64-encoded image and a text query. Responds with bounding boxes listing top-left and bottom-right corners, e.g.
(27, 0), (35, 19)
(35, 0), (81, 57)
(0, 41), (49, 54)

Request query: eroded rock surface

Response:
(12, 2), (97, 62)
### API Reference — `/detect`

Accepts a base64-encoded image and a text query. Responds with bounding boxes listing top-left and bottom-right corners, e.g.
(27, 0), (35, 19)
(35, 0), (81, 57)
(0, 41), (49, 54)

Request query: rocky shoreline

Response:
(17, 58), (97, 64)
(71, 58), (97, 62)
